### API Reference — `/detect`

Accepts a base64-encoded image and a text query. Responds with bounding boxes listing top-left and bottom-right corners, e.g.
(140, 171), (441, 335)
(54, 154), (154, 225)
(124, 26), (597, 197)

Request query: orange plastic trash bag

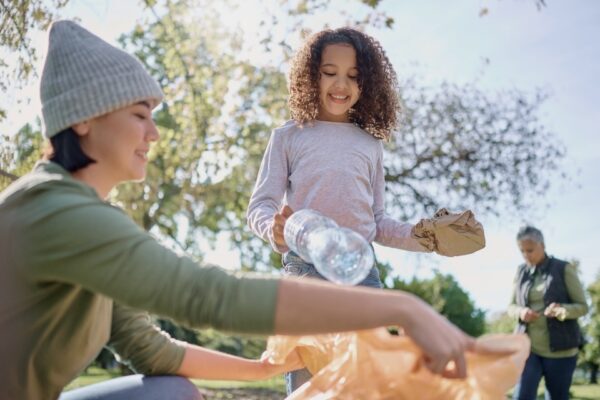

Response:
(411, 208), (486, 256)
(265, 328), (529, 399)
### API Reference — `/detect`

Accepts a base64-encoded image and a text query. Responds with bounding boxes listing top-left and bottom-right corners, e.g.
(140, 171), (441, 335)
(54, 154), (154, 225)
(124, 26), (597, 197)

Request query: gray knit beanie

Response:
(40, 20), (163, 138)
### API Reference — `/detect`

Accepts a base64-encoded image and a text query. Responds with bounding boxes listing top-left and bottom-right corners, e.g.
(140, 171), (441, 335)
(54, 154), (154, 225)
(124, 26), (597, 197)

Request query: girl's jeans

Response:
(282, 251), (383, 394)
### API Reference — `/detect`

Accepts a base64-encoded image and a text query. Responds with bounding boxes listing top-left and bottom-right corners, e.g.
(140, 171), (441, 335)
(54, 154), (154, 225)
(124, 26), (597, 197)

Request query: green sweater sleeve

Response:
(21, 189), (280, 335)
(107, 304), (186, 375)
(561, 263), (588, 319)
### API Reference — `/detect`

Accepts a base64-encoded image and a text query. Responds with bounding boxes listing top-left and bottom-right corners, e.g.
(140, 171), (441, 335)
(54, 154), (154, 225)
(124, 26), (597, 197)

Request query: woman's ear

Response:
(72, 121), (91, 137)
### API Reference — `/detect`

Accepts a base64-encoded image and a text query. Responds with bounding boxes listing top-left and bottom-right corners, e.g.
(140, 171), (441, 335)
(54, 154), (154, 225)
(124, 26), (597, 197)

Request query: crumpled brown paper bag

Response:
(411, 208), (486, 256)
(265, 328), (529, 400)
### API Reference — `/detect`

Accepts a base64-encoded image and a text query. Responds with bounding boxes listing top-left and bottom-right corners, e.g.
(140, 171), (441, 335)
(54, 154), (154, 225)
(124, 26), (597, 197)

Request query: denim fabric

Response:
(59, 375), (202, 400)
(512, 352), (577, 400)
(282, 251), (383, 289)
(282, 251), (383, 394)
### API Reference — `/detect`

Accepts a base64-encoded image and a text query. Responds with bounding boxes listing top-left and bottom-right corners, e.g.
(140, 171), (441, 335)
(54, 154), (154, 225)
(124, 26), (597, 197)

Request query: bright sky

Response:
(371, 0), (600, 313)
(2, 0), (599, 314)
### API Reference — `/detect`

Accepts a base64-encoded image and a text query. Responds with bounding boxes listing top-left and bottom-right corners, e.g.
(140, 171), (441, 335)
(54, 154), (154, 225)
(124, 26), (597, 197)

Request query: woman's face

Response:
(317, 43), (361, 122)
(77, 101), (159, 184)
(518, 239), (546, 266)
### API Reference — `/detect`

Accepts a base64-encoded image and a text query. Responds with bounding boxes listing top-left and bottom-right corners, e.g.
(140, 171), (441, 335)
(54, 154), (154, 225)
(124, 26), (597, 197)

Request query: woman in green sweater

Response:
(509, 226), (588, 400)
(0, 21), (474, 400)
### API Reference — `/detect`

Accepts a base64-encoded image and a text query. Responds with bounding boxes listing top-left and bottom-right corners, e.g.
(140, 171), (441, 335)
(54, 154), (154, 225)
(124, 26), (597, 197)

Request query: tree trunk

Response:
(590, 362), (598, 384)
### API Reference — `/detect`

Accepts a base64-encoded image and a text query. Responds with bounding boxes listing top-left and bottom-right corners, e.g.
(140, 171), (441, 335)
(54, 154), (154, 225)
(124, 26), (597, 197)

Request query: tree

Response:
(0, 0), (565, 373)
(388, 270), (486, 337)
(0, 0), (70, 121)
(485, 311), (515, 334)
(386, 80), (564, 220)
(582, 271), (600, 384)
(115, 1), (566, 270)
(0, 121), (43, 190)
(2, 0), (566, 267)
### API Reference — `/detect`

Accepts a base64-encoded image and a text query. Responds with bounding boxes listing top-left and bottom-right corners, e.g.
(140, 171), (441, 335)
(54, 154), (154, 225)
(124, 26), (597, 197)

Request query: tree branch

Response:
(0, 168), (18, 181)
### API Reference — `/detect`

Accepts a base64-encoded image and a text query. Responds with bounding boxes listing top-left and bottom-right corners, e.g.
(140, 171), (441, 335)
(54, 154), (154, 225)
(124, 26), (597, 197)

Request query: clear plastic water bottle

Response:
(283, 209), (374, 285)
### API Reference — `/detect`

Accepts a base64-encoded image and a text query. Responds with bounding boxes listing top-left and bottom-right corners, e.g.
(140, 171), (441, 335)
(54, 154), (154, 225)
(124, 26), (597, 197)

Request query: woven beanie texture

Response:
(40, 20), (163, 138)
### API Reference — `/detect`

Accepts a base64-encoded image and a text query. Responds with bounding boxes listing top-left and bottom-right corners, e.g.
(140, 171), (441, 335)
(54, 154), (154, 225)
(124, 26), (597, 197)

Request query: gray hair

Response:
(516, 226), (544, 244)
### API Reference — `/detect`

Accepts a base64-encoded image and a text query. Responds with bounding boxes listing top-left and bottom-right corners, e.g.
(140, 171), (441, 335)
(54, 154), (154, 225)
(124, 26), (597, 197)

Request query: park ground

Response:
(66, 367), (600, 399)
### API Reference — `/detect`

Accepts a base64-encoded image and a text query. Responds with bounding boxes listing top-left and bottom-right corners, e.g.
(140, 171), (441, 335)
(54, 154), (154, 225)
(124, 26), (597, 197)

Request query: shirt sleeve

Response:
(107, 303), (186, 375)
(507, 273), (526, 320)
(22, 197), (280, 335)
(371, 143), (430, 252)
(560, 263), (589, 320)
(246, 128), (290, 253)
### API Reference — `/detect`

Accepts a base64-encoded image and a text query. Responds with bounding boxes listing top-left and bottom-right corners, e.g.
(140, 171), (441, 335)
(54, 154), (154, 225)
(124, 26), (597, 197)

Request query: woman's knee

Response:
(59, 375), (203, 400)
(163, 376), (203, 400)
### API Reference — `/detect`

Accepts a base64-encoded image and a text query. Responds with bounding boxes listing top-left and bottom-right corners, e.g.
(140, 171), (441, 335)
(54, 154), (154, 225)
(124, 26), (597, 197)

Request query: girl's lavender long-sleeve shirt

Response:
(247, 120), (429, 254)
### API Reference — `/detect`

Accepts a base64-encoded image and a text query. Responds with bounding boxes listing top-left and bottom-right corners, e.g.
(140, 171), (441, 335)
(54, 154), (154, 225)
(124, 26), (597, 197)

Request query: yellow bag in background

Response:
(265, 328), (529, 400)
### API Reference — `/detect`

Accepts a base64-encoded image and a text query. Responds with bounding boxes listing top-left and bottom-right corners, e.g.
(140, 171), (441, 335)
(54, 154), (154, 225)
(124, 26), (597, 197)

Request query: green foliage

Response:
(0, 0), (70, 120)
(388, 270), (486, 337)
(581, 271), (600, 368)
(0, 121), (43, 190)
(106, 1), (290, 264)
(196, 329), (266, 360)
(157, 318), (267, 362)
(485, 311), (515, 334)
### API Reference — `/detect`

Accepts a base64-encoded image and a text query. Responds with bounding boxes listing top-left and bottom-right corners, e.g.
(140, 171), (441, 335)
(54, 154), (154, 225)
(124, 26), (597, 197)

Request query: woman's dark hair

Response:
(43, 127), (95, 172)
(288, 27), (400, 140)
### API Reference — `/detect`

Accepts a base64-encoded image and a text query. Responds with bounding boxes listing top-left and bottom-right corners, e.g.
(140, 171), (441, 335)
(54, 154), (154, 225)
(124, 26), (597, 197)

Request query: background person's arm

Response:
(544, 263), (589, 320)
(506, 270), (539, 322)
(371, 143), (431, 252)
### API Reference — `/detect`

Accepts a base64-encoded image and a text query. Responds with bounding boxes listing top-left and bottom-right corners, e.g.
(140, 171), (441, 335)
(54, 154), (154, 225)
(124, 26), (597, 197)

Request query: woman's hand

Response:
(401, 295), (475, 379)
(259, 348), (304, 377)
(274, 280), (476, 379)
(271, 205), (294, 251)
(544, 302), (566, 321)
(519, 307), (540, 323)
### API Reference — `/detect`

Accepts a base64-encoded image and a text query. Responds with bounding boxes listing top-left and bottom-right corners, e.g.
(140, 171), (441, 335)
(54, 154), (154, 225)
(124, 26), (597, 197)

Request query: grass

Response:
(567, 384), (600, 400)
(67, 367), (600, 399)
(505, 378), (600, 400)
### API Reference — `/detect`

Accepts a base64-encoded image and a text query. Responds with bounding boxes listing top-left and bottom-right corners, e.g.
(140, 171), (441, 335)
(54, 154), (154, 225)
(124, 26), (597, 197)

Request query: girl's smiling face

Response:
(317, 43), (361, 122)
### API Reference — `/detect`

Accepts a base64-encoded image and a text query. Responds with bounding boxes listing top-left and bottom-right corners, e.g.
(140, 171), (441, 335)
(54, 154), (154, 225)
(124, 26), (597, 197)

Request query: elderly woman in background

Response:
(508, 226), (588, 400)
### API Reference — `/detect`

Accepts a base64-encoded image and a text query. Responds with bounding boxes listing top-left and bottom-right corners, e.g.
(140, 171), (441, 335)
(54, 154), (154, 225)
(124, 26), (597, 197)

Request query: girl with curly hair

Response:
(1, 22), (475, 400)
(247, 27), (433, 393)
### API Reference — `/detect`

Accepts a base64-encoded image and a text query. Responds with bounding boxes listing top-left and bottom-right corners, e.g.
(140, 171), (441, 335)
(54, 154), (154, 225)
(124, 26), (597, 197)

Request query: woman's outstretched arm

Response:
(274, 277), (474, 378)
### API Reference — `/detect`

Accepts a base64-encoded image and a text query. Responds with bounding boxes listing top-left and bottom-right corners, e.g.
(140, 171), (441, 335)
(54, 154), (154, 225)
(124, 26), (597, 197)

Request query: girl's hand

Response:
(519, 307), (540, 323)
(259, 349), (304, 377)
(271, 205), (294, 251)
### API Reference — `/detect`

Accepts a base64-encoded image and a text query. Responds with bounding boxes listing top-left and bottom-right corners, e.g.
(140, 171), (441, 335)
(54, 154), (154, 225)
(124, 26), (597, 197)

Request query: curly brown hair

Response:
(288, 27), (400, 140)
